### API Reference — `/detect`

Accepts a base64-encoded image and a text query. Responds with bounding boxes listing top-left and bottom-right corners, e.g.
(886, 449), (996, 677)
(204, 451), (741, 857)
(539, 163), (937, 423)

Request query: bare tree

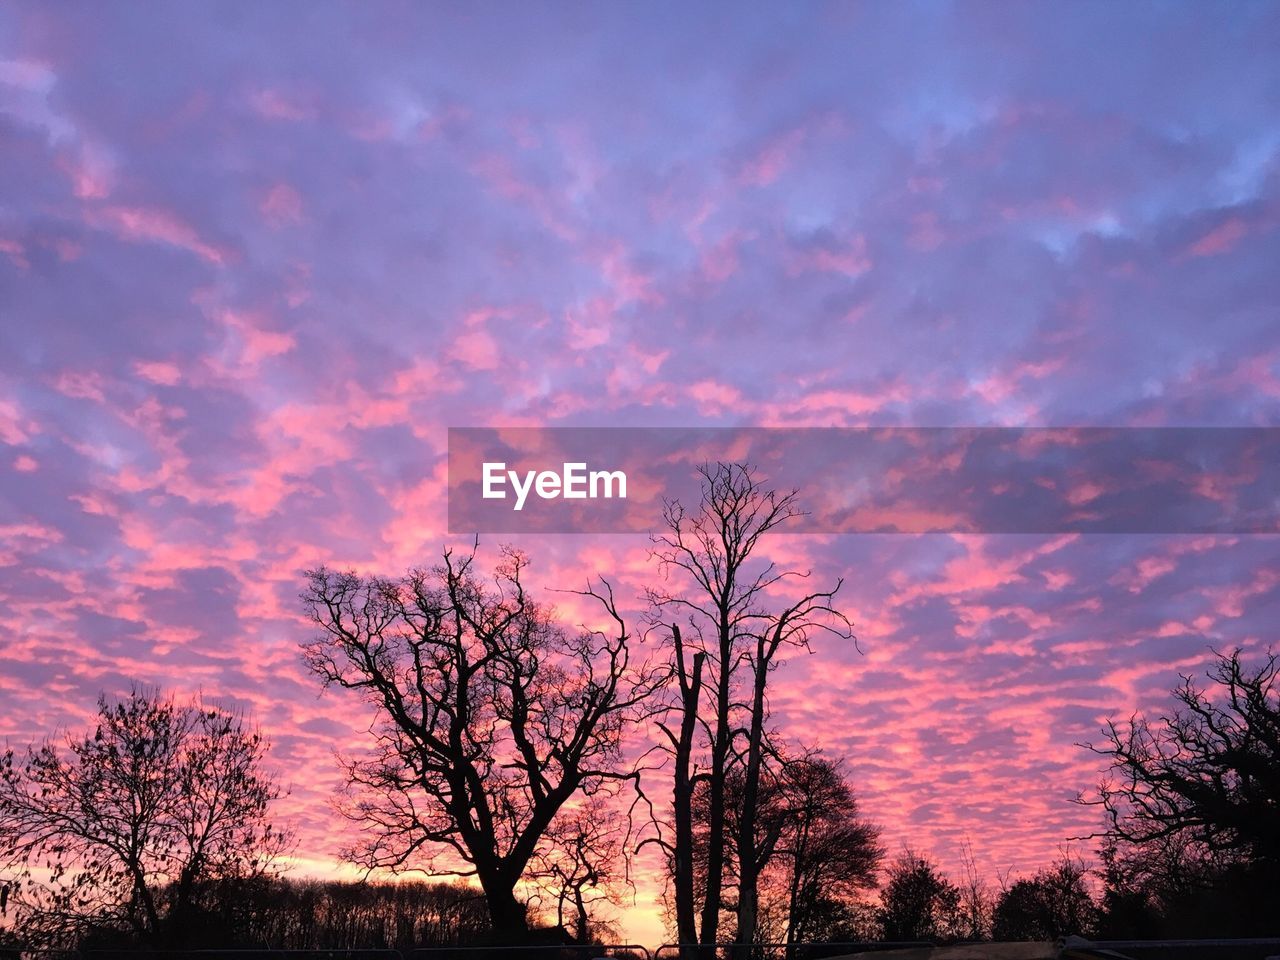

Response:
(301, 544), (665, 937)
(955, 839), (992, 941)
(1079, 648), (1280, 872)
(1078, 648), (1280, 936)
(661, 624), (704, 954)
(648, 463), (851, 955)
(532, 799), (631, 943)
(0, 688), (287, 946)
(778, 756), (882, 947)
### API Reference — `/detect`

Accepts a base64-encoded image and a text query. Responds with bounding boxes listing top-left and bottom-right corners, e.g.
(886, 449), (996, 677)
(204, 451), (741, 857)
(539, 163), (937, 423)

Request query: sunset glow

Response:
(2, 3), (1279, 949)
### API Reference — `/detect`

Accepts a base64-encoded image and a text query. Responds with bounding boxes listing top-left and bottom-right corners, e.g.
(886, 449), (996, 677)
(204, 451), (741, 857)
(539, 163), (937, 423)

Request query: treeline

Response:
(132, 877), (491, 950)
(3, 464), (1278, 950)
(9, 877), (492, 951)
(858, 844), (1277, 945)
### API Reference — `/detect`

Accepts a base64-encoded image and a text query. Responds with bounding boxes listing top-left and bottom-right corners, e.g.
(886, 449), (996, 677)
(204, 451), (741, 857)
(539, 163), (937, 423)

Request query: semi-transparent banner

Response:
(447, 427), (1280, 534)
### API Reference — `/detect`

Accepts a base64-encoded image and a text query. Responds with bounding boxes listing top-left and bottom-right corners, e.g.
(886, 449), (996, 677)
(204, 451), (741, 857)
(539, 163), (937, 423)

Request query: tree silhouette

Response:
(877, 851), (961, 942)
(1080, 648), (1280, 934)
(0, 688), (286, 946)
(686, 753), (881, 946)
(777, 756), (882, 947)
(663, 622), (704, 954)
(301, 543), (665, 937)
(530, 798), (632, 943)
(955, 839), (993, 941)
(1082, 649), (1280, 867)
(648, 462), (850, 956)
(991, 856), (1096, 941)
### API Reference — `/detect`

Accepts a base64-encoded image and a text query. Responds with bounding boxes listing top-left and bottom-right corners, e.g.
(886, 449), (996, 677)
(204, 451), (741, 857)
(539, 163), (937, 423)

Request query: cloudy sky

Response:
(2, 1), (1279, 945)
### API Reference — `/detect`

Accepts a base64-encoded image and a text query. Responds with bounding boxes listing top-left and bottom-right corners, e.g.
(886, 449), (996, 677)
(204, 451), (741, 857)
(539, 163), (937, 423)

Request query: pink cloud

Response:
(1187, 217), (1248, 257)
(697, 232), (743, 285)
(260, 182), (304, 227)
(57, 143), (114, 199)
(135, 360), (183, 386)
(597, 241), (662, 306)
(449, 327), (501, 370)
(688, 379), (744, 415)
(564, 297), (613, 350)
(908, 211), (946, 251)
(90, 205), (229, 265)
(0, 237), (29, 271)
(249, 87), (317, 122)
(788, 233), (871, 277)
(736, 126), (807, 187)
(765, 382), (909, 426)
(468, 150), (576, 241)
(51, 370), (107, 402)
(211, 308), (296, 373)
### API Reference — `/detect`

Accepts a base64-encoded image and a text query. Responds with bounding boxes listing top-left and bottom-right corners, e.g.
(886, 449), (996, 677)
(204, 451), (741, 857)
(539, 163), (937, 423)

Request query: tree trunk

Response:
(479, 868), (529, 940)
(574, 886), (590, 944)
(734, 636), (770, 958)
(672, 625), (704, 960)
(699, 614), (734, 956)
(784, 814), (812, 951)
(127, 860), (162, 942)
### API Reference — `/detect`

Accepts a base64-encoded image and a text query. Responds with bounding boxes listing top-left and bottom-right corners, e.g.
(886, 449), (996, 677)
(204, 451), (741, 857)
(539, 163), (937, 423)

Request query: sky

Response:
(2, 0), (1280, 946)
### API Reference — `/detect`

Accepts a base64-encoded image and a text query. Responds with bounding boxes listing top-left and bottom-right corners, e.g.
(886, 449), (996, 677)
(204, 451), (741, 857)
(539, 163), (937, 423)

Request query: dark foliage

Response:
(876, 851), (961, 942)
(170, 876), (494, 949)
(991, 857), (1096, 941)
(1084, 649), (1280, 937)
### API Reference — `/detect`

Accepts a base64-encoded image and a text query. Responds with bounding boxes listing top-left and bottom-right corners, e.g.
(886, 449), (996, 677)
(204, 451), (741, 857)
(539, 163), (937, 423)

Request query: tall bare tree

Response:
(0, 688), (286, 946)
(653, 623), (704, 954)
(736, 568), (851, 953)
(648, 463), (851, 955)
(301, 544), (664, 937)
